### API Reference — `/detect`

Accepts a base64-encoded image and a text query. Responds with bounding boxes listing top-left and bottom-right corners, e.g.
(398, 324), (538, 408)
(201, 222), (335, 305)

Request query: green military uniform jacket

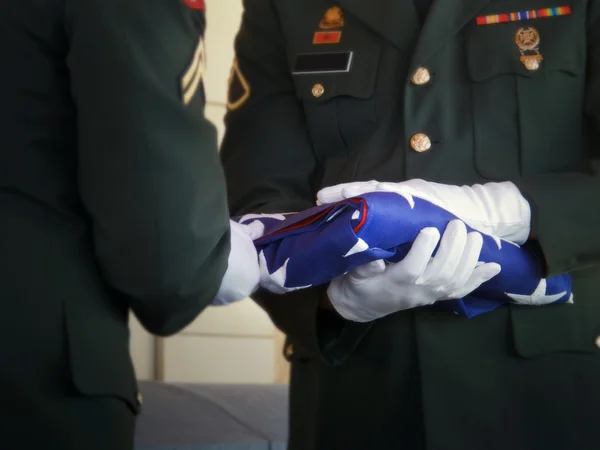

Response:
(1, 0), (229, 438)
(221, 1), (600, 449)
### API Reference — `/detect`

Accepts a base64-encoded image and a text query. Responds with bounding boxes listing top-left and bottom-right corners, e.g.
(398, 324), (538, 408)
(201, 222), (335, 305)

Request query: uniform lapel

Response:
(411, 0), (492, 67)
(339, 0), (419, 52)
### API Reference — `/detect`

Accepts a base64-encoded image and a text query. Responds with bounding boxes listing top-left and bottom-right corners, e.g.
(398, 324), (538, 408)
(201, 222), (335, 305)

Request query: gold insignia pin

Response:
(515, 27), (543, 71)
(319, 6), (344, 29)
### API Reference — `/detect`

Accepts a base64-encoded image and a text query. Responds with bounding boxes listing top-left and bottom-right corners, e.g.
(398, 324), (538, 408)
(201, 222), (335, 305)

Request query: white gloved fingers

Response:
(317, 180), (379, 204)
(377, 180), (425, 194)
(350, 181), (413, 198)
(350, 260), (387, 280)
(212, 221), (261, 305)
(379, 178), (431, 190)
(316, 182), (360, 204)
(373, 182), (414, 195)
(229, 221), (260, 271)
(316, 186), (345, 205)
(419, 220), (467, 286)
(239, 220), (266, 240)
(339, 181), (384, 199)
(443, 231), (484, 291)
(391, 227), (440, 283)
(471, 182), (531, 244)
(326, 276), (376, 323)
(447, 262), (502, 299)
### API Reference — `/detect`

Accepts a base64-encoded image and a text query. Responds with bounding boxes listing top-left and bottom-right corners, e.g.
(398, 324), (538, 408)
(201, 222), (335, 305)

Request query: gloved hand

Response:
(212, 220), (263, 305)
(317, 179), (531, 244)
(326, 220), (501, 323)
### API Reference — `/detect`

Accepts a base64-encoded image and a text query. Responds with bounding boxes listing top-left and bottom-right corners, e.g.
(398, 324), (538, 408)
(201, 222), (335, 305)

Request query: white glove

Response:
(326, 220), (501, 323)
(212, 220), (263, 306)
(317, 179), (531, 244)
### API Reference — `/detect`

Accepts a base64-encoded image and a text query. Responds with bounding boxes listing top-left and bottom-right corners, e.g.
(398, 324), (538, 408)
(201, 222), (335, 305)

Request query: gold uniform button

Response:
(312, 83), (325, 98)
(411, 67), (431, 85)
(595, 336), (600, 349)
(523, 58), (541, 71)
(410, 133), (432, 153)
(285, 344), (294, 358)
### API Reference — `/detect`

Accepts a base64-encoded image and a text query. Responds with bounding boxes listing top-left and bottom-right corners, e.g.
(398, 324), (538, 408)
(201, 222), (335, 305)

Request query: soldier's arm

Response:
(220, 0), (371, 364)
(64, 0), (231, 336)
(514, 9), (600, 276)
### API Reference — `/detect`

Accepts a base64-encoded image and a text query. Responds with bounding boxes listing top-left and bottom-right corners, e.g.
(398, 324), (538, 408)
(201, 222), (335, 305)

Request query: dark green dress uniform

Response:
(1, 0), (229, 449)
(221, 1), (600, 449)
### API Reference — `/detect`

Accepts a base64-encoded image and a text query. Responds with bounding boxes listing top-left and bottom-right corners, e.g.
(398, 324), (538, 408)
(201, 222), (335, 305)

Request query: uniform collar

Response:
(340, 0), (492, 62)
(340, 0), (419, 52)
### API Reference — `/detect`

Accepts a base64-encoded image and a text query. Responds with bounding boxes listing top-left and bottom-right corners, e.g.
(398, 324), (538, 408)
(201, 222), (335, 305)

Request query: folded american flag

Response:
(234, 192), (573, 317)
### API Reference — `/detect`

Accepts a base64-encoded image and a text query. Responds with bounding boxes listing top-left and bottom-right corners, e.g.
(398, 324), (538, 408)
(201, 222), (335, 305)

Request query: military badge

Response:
(476, 6), (571, 25)
(319, 6), (344, 29)
(515, 27), (543, 71)
(313, 31), (342, 44)
(313, 6), (343, 44)
(226, 58), (251, 111)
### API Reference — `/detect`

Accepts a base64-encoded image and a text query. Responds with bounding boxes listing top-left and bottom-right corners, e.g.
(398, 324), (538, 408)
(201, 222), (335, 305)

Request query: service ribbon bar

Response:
(476, 6), (572, 26)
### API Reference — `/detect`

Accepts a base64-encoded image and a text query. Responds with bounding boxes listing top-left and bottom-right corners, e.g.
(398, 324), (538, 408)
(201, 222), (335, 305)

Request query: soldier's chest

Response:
(276, 0), (589, 182)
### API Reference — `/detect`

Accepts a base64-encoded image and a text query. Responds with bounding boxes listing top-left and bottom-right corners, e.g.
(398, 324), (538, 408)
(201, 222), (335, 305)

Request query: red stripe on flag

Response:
(256, 198), (367, 242)
(257, 206), (336, 242)
(353, 199), (368, 233)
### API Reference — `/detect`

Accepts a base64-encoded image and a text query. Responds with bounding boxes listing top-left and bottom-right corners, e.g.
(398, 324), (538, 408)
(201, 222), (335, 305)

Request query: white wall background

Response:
(129, 0), (289, 384)
(203, 0), (244, 144)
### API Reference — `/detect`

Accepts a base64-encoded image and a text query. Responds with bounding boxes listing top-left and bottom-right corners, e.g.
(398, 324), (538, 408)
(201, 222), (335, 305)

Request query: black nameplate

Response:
(292, 51), (353, 75)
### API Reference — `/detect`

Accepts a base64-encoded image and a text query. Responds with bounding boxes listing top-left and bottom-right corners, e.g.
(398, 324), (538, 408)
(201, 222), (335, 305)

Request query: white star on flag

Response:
(505, 279), (567, 306)
(343, 238), (369, 257)
(258, 251), (312, 294)
(490, 235), (520, 250)
(239, 213), (287, 223)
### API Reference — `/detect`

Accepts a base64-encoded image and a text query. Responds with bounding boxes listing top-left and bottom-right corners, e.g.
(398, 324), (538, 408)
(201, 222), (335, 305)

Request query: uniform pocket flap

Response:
(291, 46), (381, 102)
(466, 10), (585, 82)
(510, 302), (600, 358)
